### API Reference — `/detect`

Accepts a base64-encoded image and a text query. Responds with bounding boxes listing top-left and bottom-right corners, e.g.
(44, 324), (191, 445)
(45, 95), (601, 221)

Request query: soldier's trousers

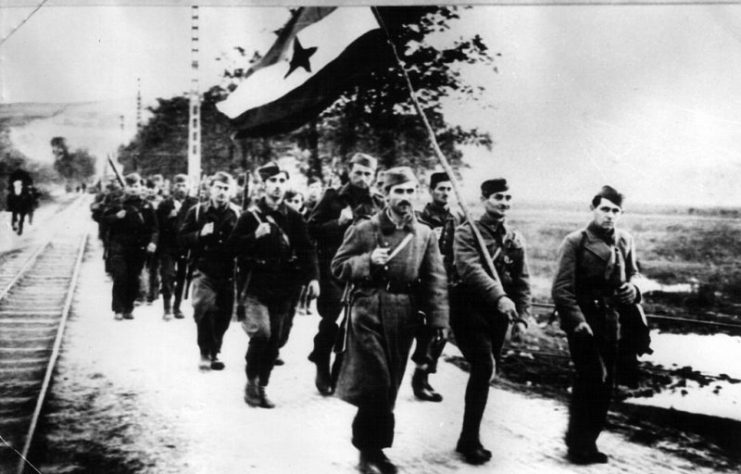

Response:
(147, 253), (160, 301)
(450, 291), (510, 446)
(566, 334), (618, 450)
(241, 294), (294, 386)
(108, 246), (147, 314)
(352, 398), (395, 450)
(565, 331), (617, 451)
(309, 292), (343, 366)
(191, 272), (234, 359)
(159, 251), (187, 312)
(11, 211), (26, 235)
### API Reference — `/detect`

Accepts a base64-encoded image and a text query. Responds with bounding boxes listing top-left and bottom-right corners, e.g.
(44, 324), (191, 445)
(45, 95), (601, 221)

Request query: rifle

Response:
(107, 155), (125, 188)
(235, 171), (252, 322)
(183, 173), (205, 300)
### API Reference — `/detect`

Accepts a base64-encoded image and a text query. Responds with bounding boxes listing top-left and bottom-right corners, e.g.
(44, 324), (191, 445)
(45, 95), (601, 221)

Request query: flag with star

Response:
(216, 7), (391, 137)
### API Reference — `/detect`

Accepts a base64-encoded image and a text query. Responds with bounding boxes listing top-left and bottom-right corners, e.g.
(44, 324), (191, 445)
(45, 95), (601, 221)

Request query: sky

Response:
(2, 3), (741, 207)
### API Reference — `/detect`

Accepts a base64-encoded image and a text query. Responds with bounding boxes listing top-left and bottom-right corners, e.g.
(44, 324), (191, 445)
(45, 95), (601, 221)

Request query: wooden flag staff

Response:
(371, 8), (499, 279)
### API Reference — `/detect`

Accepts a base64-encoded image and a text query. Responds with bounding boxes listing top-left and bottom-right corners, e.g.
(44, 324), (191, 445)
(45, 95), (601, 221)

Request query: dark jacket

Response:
(226, 197), (318, 301)
(416, 202), (463, 279)
(102, 194), (158, 249)
(454, 213), (531, 317)
(156, 195), (198, 253)
(552, 222), (643, 337)
(308, 183), (384, 302)
(179, 200), (240, 279)
(331, 209), (448, 407)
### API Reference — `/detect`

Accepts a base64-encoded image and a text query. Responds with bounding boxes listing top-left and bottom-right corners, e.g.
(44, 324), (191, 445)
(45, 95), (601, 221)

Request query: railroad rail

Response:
(0, 196), (90, 474)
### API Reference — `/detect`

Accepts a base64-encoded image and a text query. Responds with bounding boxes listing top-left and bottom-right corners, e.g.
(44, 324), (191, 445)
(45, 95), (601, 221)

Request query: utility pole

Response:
(187, 4), (202, 191)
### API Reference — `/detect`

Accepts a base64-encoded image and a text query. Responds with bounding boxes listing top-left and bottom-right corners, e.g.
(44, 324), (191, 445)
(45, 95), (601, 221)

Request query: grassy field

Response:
(473, 202), (741, 314)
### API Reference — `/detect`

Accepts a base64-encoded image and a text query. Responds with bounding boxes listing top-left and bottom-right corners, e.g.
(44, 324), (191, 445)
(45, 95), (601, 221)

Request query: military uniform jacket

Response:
(156, 195), (198, 254)
(416, 202), (463, 279)
(226, 197), (318, 301)
(308, 183), (384, 302)
(331, 209), (448, 407)
(102, 195), (158, 249)
(179, 200), (240, 279)
(454, 214), (531, 317)
(552, 223), (642, 337)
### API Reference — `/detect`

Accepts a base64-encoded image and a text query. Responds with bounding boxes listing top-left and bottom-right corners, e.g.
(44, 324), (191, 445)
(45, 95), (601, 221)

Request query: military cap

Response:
(383, 166), (417, 192)
(209, 171), (234, 186)
(481, 178), (508, 198)
(124, 172), (142, 186)
(593, 185), (624, 208)
(257, 162), (289, 181)
(349, 152), (378, 170)
(429, 172), (451, 190)
(173, 173), (189, 184)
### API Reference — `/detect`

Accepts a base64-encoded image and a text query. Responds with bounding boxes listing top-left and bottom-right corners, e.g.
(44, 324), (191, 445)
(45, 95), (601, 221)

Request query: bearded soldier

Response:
(307, 152), (384, 395)
(331, 167), (448, 474)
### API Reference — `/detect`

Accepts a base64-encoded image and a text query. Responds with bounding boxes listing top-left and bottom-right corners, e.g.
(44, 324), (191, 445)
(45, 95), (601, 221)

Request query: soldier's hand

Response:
(338, 206), (353, 225)
(146, 242), (157, 254)
(573, 321), (594, 337)
(307, 279), (320, 299)
(496, 296), (518, 322)
(370, 247), (390, 266)
(115, 209), (126, 219)
(510, 320), (527, 343)
(200, 222), (214, 237)
(617, 282), (637, 304)
(254, 222), (271, 239)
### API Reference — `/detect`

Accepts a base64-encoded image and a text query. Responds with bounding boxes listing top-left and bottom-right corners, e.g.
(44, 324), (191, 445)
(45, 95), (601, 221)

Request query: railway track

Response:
(0, 196), (90, 474)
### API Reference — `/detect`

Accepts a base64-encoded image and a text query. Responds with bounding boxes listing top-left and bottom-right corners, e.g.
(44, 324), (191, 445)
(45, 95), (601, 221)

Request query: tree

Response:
(51, 137), (97, 188)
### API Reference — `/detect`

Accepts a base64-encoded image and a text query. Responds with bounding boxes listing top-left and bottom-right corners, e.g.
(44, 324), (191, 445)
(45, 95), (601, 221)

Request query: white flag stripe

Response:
(217, 8), (378, 119)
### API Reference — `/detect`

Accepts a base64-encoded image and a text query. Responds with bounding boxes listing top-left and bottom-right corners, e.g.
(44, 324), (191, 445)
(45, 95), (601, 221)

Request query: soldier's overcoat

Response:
(331, 209), (448, 408)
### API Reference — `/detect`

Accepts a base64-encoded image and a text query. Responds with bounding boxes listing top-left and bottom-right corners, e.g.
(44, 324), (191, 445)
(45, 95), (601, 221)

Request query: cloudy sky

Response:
(2, 2), (741, 206)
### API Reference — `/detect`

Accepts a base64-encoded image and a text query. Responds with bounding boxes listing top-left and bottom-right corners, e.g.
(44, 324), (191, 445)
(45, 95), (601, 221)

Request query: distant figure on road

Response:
(227, 163), (318, 409)
(451, 177), (531, 465)
(156, 174), (198, 320)
(7, 178), (34, 236)
(552, 185), (647, 465)
(102, 173), (158, 321)
(331, 167), (448, 474)
(179, 172), (239, 371)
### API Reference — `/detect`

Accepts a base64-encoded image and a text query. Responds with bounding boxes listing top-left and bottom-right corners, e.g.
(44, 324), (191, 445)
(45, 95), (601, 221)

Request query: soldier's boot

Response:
(309, 353), (333, 396)
(114, 312), (124, 321)
(163, 298), (172, 321)
(257, 385), (275, 409)
(411, 368), (443, 402)
(358, 450), (397, 474)
(244, 378), (260, 406)
(198, 354), (211, 371)
(456, 438), (492, 465)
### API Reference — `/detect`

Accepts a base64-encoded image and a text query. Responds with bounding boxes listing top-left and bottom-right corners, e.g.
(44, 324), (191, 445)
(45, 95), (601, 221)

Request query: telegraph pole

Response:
(187, 5), (202, 191)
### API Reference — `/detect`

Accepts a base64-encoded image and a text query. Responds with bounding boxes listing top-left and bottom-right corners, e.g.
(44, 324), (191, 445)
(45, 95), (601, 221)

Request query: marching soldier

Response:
(156, 174), (198, 320)
(226, 163), (319, 409)
(102, 173), (158, 321)
(179, 172), (239, 371)
(451, 178), (531, 464)
(307, 153), (383, 396)
(410, 171), (462, 402)
(552, 185), (647, 464)
(331, 167), (448, 474)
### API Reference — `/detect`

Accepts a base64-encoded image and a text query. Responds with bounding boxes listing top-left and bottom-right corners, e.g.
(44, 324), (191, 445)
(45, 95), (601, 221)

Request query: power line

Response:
(0, 0), (50, 49)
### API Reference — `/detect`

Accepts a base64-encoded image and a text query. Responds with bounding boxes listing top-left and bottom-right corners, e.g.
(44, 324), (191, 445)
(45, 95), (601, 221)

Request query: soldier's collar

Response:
(479, 212), (507, 234)
(379, 207), (416, 234)
(257, 196), (287, 215)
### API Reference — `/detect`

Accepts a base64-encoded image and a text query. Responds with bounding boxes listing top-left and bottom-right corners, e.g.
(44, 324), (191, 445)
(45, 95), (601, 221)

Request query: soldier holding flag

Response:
(331, 167), (448, 474)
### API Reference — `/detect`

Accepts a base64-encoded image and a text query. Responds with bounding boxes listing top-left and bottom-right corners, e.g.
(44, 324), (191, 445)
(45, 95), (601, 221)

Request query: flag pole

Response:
(371, 7), (499, 279)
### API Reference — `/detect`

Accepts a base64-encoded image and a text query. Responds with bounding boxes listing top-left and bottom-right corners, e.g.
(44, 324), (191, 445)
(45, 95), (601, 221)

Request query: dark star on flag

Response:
(284, 37), (317, 79)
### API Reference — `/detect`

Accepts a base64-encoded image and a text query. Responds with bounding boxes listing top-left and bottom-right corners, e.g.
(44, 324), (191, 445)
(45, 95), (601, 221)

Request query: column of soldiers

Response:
(90, 159), (646, 473)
